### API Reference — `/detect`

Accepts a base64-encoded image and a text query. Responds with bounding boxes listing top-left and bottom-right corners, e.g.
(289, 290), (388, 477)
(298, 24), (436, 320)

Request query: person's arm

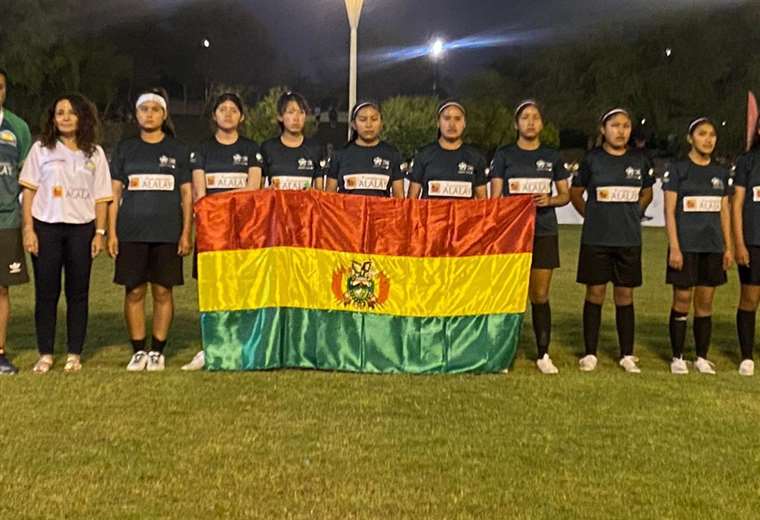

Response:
(570, 156), (590, 217)
(192, 169), (206, 202)
(21, 188), (38, 256)
(639, 187), (653, 212)
(664, 191), (682, 270)
(407, 182), (422, 199)
(313, 176), (324, 191)
(91, 202), (107, 258)
(473, 185), (487, 200)
(178, 183), (193, 256)
(733, 186), (749, 266)
(570, 187), (586, 217)
(490, 178), (503, 199)
(325, 178), (339, 193)
(108, 181), (122, 258)
(247, 166), (262, 190)
(721, 195), (734, 270)
(550, 179), (570, 207)
(391, 180), (405, 199)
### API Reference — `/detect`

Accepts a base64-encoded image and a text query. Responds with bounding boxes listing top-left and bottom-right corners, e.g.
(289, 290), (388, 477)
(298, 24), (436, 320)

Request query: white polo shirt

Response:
(20, 141), (113, 224)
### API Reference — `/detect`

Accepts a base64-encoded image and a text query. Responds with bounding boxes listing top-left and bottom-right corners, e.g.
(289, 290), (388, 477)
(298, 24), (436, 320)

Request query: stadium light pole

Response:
(429, 38), (446, 96)
(345, 0), (364, 139)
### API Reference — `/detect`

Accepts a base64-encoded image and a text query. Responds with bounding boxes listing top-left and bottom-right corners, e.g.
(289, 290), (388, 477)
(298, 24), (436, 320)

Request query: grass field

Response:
(1, 226), (759, 519)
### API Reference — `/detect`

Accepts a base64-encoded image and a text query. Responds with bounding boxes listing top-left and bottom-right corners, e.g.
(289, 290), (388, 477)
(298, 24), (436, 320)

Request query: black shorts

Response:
(738, 245), (760, 285)
(532, 234), (560, 270)
(192, 244), (198, 280)
(114, 242), (183, 290)
(667, 251), (726, 288)
(0, 228), (29, 287)
(576, 244), (642, 287)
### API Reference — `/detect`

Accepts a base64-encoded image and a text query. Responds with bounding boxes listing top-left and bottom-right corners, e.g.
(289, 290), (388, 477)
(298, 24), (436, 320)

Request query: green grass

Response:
(1, 226), (759, 519)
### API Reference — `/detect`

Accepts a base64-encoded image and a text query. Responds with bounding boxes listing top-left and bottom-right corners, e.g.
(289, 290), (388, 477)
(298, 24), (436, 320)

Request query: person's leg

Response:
(583, 284), (606, 357)
(150, 283), (174, 352)
(669, 287), (692, 359)
(125, 284), (148, 342)
(32, 222), (64, 358)
(613, 286), (635, 357)
(63, 223), (94, 356)
(737, 285), (760, 361)
(693, 286), (716, 360)
(529, 268), (553, 358)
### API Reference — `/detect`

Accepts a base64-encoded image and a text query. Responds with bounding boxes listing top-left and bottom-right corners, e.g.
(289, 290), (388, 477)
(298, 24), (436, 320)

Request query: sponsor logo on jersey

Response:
(271, 176), (311, 190)
(625, 167), (642, 180)
(128, 174), (175, 191)
(0, 162), (13, 176)
(255, 153), (263, 163)
(158, 155), (177, 169)
(457, 162), (475, 175)
(52, 185), (64, 198)
(189, 152), (198, 164)
(596, 186), (640, 203)
(372, 156), (391, 171)
(753, 186), (760, 202)
(662, 170), (671, 184)
(332, 260), (390, 309)
(683, 196), (721, 213)
(711, 177), (724, 190)
(84, 159), (96, 173)
(508, 178), (552, 194)
(0, 130), (17, 147)
(344, 174), (390, 191)
(428, 180), (472, 198)
(206, 172), (248, 189)
(65, 188), (92, 200)
(297, 158), (314, 171)
(232, 154), (248, 166)
(535, 160), (554, 173)
(8, 262), (21, 275)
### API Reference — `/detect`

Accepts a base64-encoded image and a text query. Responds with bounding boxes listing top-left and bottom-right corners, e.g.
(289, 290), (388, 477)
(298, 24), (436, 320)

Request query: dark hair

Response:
(40, 93), (100, 157)
(276, 90), (309, 133)
(514, 99), (542, 121)
(213, 92), (244, 115)
(0, 68), (8, 84)
(135, 87), (176, 137)
(349, 100), (382, 142)
(436, 99), (466, 140)
(688, 117), (715, 136)
(600, 107), (632, 126)
(751, 117), (760, 151)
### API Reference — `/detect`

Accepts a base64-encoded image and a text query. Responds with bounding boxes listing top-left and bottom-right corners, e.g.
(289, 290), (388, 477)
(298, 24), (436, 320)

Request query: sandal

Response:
(33, 355), (54, 374)
(63, 355), (82, 373)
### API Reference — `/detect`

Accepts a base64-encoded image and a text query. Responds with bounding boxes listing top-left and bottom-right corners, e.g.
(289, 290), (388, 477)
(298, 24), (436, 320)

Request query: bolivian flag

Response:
(195, 190), (534, 374)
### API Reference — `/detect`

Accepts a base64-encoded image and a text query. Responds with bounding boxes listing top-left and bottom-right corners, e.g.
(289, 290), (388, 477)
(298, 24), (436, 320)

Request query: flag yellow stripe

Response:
(198, 247), (530, 317)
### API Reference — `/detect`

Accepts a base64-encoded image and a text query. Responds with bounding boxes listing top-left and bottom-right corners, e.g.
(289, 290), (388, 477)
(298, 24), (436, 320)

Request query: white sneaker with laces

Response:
(670, 357), (688, 375)
(578, 354), (597, 372)
(146, 351), (165, 372)
(181, 350), (205, 371)
(619, 355), (641, 373)
(126, 350), (148, 372)
(739, 359), (755, 376)
(536, 354), (559, 374)
(694, 357), (716, 375)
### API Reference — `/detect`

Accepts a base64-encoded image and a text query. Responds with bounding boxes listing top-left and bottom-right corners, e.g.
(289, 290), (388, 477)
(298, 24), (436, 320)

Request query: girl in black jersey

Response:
(183, 92), (263, 371)
(407, 100), (488, 200)
(108, 88), (192, 372)
(490, 100), (571, 374)
(260, 91), (324, 191)
(570, 108), (655, 373)
(664, 118), (732, 375)
(733, 118), (760, 376)
(326, 101), (405, 198)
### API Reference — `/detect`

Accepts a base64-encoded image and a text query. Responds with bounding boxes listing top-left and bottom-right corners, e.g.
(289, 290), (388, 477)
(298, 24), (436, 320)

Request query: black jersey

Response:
(663, 159), (729, 253)
(111, 136), (191, 243)
(260, 137), (324, 190)
(190, 136), (263, 195)
(408, 143), (488, 199)
(490, 144), (570, 236)
(327, 141), (405, 197)
(572, 148), (655, 247)
(734, 150), (760, 246)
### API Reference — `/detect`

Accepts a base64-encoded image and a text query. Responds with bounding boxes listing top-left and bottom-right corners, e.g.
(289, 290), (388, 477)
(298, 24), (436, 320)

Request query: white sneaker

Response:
(579, 354), (597, 372)
(536, 354), (559, 374)
(146, 351), (165, 372)
(619, 355), (641, 373)
(694, 357), (716, 375)
(126, 350), (148, 372)
(739, 359), (755, 376)
(181, 350), (205, 371)
(670, 357), (688, 375)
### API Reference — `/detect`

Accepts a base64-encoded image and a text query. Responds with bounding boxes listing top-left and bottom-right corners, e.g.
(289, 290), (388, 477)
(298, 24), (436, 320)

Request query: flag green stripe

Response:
(201, 308), (522, 374)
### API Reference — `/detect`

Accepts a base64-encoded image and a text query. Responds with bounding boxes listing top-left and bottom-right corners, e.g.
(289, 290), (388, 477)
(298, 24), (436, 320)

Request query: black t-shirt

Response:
(327, 141), (405, 197)
(260, 137), (324, 190)
(572, 147), (655, 247)
(734, 150), (760, 246)
(190, 136), (263, 195)
(111, 136), (191, 243)
(490, 144), (571, 236)
(408, 143), (488, 199)
(663, 159), (729, 253)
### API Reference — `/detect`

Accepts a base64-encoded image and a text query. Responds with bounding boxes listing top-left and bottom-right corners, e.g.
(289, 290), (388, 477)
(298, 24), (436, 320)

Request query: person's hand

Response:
(91, 234), (104, 258)
(668, 248), (683, 271)
(736, 244), (750, 267)
(108, 234), (119, 258)
(178, 233), (192, 256)
(723, 249), (735, 271)
(532, 193), (551, 207)
(23, 227), (39, 256)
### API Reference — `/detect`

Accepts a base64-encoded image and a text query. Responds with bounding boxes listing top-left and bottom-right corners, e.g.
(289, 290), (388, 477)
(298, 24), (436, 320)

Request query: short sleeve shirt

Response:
(260, 137), (324, 190)
(407, 143), (488, 199)
(327, 141), (405, 197)
(0, 109), (32, 229)
(733, 150), (760, 246)
(189, 136), (263, 195)
(110, 136), (191, 243)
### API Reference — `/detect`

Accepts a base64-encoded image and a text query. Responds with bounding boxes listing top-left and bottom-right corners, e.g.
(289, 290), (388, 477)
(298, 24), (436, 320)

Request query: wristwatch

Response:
(96, 229), (107, 236)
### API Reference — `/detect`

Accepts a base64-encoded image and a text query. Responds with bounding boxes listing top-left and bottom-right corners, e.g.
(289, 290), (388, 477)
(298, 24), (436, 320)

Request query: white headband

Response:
(438, 101), (466, 116)
(514, 99), (538, 118)
(136, 93), (167, 112)
(601, 108), (630, 124)
(688, 117), (711, 134)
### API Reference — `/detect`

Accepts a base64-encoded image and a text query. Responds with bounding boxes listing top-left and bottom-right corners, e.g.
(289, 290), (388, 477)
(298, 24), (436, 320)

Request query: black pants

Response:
(31, 219), (94, 355)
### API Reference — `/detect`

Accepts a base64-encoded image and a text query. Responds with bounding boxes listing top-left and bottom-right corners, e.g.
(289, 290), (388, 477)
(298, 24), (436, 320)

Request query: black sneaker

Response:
(0, 354), (19, 375)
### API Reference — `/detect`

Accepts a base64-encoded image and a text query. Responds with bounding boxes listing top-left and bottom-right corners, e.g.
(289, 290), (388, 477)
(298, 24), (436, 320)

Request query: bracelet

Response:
(96, 229), (107, 236)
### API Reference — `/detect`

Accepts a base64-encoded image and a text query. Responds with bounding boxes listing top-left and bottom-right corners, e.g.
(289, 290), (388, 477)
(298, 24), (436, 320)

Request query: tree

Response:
(380, 96), (439, 159)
